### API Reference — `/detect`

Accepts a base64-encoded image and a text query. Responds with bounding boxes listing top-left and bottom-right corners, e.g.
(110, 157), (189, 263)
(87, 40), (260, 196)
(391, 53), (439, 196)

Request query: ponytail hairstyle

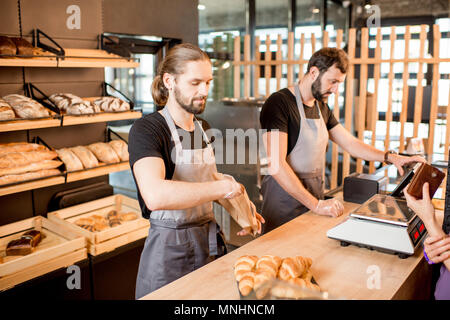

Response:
(151, 43), (210, 107)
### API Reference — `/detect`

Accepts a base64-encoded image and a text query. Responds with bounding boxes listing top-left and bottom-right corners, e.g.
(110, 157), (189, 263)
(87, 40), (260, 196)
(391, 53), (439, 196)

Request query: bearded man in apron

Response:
(260, 47), (425, 234)
(129, 43), (264, 299)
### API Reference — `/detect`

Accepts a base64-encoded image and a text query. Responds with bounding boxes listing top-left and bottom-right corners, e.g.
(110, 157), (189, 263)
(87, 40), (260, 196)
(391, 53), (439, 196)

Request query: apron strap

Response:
(294, 85), (323, 122)
(208, 220), (218, 256)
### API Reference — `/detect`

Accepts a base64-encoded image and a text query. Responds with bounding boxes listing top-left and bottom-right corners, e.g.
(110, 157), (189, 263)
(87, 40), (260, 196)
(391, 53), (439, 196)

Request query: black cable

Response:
(17, 0), (22, 37)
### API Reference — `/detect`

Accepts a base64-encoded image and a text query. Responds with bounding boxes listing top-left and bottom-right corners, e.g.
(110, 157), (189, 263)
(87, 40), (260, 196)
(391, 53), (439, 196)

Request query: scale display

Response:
(350, 194), (415, 226)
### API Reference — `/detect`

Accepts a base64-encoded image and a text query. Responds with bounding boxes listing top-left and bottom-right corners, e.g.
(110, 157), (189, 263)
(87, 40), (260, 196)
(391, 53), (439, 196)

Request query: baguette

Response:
(70, 146), (99, 169)
(87, 142), (120, 164)
(56, 148), (83, 172)
(0, 142), (46, 156)
(0, 149), (58, 168)
(0, 168), (61, 186)
(0, 159), (62, 176)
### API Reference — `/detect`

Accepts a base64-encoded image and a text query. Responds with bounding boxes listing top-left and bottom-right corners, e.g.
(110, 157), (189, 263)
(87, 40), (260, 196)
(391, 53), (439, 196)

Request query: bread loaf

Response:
(10, 37), (34, 56)
(94, 97), (130, 112)
(109, 140), (129, 161)
(49, 93), (100, 115)
(56, 148), (83, 172)
(0, 36), (16, 55)
(70, 146), (99, 169)
(120, 212), (138, 222)
(0, 149), (58, 168)
(0, 159), (62, 176)
(0, 99), (15, 120)
(3, 94), (50, 118)
(0, 168), (61, 186)
(87, 142), (120, 164)
(0, 142), (46, 156)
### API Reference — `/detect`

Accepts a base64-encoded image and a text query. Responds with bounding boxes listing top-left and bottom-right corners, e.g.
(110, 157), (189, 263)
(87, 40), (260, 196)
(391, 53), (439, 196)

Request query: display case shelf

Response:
(66, 162), (130, 183)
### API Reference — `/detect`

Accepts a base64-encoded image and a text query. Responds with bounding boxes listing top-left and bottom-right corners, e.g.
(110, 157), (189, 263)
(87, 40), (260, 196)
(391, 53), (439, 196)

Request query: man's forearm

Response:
(342, 136), (385, 162)
(270, 161), (318, 211)
(142, 180), (227, 211)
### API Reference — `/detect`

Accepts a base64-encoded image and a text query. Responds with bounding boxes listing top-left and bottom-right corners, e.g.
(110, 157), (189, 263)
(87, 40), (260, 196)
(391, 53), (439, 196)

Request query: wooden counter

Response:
(141, 193), (432, 300)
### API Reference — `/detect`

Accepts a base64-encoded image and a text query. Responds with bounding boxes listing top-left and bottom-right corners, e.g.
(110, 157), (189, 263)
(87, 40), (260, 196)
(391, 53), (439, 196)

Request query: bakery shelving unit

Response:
(0, 30), (140, 199)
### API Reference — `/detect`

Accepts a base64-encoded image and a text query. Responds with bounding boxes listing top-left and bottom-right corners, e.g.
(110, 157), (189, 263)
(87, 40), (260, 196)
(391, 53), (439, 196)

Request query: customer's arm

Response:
(404, 183), (450, 270)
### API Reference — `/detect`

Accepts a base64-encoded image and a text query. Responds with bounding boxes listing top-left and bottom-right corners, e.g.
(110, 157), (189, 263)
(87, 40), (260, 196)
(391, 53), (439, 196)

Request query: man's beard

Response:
(311, 72), (332, 102)
(174, 85), (207, 115)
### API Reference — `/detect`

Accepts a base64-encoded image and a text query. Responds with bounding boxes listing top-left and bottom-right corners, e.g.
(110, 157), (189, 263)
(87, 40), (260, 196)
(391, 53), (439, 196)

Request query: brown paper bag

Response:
(213, 172), (259, 236)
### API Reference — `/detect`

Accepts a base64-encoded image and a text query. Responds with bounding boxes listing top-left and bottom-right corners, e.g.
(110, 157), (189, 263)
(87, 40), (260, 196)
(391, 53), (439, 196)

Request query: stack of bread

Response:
(0, 36), (38, 57)
(234, 254), (320, 299)
(74, 210), (137, 232)
(56, 140), (128, 172)
(48, 93), (130, 115)
(0, 142), (62, 186)
(1, 94), (51, 120)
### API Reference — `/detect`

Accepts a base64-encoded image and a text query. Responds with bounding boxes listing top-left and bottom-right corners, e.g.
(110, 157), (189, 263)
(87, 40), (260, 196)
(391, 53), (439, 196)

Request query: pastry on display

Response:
(5, 230), (43, 256)
(0, 36), (16, 56)
(49, 93), (100, 115)
(70, 146), (99, 169)
(0, 142), (61, 186)
(109, 140), (129, 162)
(87, 142), (120, 164)
(2, 94), (50, 118)
(233, 254), (320, 299)
(94, 96), (130, 112)
(0, 98), (15, 120)
(10, 37), (35, 56)
(56, 148), (83, 172)
(73, 210), (138, 232)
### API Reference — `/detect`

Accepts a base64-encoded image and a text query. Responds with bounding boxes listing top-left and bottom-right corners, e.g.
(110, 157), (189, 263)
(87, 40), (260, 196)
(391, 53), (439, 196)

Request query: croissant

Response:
(235, 270), (255, 282)
(301, 269), (313, 282)
(234, 255), (258, 269)
(278, 257), (304, 280)
(255, 255), (281, 277)
(238, 275), (254, 296)
(288, 277), (307, 288)
(294, 256), (312, 271)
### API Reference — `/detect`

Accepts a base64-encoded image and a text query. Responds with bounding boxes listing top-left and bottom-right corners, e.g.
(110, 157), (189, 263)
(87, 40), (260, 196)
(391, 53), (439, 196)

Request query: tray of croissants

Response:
(234, 254), (327, 300)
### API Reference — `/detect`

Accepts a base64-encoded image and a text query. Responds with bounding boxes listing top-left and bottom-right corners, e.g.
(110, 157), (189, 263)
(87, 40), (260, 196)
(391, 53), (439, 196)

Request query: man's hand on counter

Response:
(313, 198), (344, 218)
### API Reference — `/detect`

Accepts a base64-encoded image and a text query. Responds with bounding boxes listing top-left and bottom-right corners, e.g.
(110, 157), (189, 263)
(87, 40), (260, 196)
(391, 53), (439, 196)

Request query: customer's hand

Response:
(424, 235), (450, 264)
(221, 174), (243, 199)
(404, 183), (435, 224)
(313, 198), (344, 217)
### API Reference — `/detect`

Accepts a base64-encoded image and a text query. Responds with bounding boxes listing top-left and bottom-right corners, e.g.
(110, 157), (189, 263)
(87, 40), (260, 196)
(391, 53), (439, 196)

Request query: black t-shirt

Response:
(260, 88), (339, 155)
(128, 111), (211, 219)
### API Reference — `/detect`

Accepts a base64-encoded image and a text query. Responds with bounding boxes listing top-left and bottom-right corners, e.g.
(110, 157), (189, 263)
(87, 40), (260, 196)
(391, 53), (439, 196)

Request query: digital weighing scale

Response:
(327, 170), (427, 259)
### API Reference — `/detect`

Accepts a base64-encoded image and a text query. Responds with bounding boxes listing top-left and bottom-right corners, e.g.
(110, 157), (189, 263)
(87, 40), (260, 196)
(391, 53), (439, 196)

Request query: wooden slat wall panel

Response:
(413, 25), (428, 137)
(287, 33), (294, 86)
(369, 28), (382, 173)
(399, 26), (411, 154)
(231, 25), (449, 187)
(356, 28), (369, 173)
(233, 36), (241, 99)
(265, 35), (272, 98)
(342, 28), (356, 183)
(385, 27), (397, 154)
(427, 25), (441, 158)
(330, 30), (343, 189)
(276, 35), (282, 91)
(253, 36), (261, 98)
(244, 35), (251, 98)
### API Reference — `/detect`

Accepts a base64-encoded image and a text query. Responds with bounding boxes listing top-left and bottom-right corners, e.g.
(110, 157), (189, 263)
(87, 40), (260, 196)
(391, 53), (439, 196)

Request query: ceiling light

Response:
(312, 8), (320, 14)
(198, 4), (206, 10)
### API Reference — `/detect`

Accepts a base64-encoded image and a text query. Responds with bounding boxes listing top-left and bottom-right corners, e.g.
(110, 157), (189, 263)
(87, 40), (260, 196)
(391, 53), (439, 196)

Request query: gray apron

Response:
(135, 107), (227, 299)
(261, 85), (329, 233)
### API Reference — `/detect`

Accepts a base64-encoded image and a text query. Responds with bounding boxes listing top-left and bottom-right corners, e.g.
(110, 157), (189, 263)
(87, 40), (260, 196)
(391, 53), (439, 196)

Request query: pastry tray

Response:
(0, 216), (86, 291)
(47, 194), (149, 256)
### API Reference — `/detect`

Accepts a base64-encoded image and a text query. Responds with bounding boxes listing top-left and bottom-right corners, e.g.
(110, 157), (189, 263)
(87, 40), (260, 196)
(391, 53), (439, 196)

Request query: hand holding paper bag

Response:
(213, 172), (264, 236)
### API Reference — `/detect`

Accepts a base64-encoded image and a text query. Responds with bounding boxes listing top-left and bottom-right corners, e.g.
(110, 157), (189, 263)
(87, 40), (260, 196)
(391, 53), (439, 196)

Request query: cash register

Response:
(327, 168), (428, 259)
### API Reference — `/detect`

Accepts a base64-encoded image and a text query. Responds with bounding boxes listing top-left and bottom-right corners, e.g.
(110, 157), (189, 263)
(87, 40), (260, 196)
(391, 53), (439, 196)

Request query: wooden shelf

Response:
(0, 163), (130, 197)
(61, 111), (142, 126)
(0, 111), (141, 132)
(0, 49), (139, 68)
(0, 175), (66, 197)
(66, 162), (130, 183)
(0, 117), (61, 133)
